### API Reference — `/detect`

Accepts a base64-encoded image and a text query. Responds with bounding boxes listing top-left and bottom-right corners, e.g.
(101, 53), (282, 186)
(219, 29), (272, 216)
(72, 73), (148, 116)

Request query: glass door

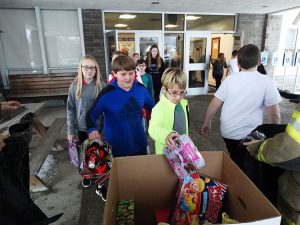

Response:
(105, 30), (117, 75)
(184, 32), (210, 95)
(135, 32), (163, 60)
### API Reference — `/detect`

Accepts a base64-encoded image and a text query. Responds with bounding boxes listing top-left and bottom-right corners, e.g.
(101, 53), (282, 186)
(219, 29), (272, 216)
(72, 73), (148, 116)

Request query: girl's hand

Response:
(165, 132), (180, 149)
(68, 135), (77, 143)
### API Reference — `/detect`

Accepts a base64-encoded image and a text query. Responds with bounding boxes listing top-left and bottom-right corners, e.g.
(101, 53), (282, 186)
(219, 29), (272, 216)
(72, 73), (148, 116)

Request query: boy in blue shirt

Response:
(86, 55), (155, 201)
(86, 55), (155, 157)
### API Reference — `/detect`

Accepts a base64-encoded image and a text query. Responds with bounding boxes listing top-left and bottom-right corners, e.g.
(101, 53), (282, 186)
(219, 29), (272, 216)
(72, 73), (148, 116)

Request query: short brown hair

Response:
(161, 68), (187, 89)
(112, 55), (136, 73)
(238, 44), (260, 69)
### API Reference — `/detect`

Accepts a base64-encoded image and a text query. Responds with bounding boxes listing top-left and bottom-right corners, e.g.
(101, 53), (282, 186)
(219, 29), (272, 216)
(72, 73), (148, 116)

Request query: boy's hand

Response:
(88, 131), (102, 140)
(201, 125), (211, 138)
(165, 132), (180, 149)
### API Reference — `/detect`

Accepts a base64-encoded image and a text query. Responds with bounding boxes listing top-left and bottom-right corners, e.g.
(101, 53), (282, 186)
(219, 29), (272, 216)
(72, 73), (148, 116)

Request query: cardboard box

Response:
(103, 151), (281, 225)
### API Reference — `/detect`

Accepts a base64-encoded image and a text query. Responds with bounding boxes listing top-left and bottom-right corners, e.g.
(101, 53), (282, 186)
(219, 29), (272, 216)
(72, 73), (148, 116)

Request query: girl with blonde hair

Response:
(67, 55), (105, 144)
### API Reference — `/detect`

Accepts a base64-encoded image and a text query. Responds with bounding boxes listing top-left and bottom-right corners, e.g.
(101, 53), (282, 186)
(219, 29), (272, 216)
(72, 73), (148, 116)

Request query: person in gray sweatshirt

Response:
(67, 55), (105, 144)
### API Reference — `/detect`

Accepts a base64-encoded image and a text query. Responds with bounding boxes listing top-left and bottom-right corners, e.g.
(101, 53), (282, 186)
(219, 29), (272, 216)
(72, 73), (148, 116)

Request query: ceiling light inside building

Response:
(119, 14), (136, 19)
(165, 24), (179, 28)
(115, 24), (128, 28)
(186, 15), (201, 20)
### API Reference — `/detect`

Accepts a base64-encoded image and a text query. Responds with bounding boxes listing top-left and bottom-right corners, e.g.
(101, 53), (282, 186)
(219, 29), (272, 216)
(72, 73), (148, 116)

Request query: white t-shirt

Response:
(214, 71), (282, 140)
(227, 58), (239, 75)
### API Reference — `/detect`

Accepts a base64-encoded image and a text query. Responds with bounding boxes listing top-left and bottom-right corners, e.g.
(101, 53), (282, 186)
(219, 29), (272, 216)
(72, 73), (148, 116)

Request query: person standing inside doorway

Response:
(211, 53), (227, 90)
(226, 50), (239, 76)
(146, 44), (165, 103)
(132, 52), (139, 65)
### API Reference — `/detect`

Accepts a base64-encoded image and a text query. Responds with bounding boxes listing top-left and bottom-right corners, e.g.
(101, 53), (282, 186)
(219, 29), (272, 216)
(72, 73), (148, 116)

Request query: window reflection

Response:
(139, 37), (158, 60)
(189, 70), (205, 88)
(105, 12), (162, 30)
(164, 33), (184, 69)
(164, 14), (184, 31)
(0, 9), (43, 71)
(189, 37), (207, 64)
(187, 15), (235, 31)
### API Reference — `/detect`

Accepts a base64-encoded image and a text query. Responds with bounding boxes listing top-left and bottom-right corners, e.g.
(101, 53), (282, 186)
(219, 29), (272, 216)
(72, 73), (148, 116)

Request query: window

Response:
(105, 12), (162, 30)
(164, 14), (184, 31)
(0, 8), (82, 77)
(0, 9), (43, 74)
(186, 15), (235, 31)
(164, 33), (184, 69)
(41, 10), (81, 70)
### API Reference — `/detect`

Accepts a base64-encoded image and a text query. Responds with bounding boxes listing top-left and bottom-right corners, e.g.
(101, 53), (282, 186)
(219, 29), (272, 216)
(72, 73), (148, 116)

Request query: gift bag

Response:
(68, 139), (80, 168)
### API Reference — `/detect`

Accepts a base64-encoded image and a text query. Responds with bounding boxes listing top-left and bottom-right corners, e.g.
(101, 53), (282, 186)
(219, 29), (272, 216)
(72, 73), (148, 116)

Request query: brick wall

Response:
(235, 14), (284, 82)
(264, 15), (283, 81)
(82, 9), (107, 82)
(236, 14), (266, 50)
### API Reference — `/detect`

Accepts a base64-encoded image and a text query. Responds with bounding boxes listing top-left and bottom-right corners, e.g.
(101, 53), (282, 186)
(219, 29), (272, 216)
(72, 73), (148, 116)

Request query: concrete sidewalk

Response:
(31, 94), (296, 225)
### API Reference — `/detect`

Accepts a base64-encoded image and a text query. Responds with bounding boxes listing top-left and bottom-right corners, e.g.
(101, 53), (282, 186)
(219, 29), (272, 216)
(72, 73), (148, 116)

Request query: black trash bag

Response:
(9, 122), (33, 146)
(0, 133), (63, 225)
(19, 112), (35, 125)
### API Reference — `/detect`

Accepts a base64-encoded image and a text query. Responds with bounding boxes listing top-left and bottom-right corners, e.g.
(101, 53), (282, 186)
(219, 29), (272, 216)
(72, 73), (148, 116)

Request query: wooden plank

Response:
(6, 91), (68, 98)
(11, 80), (74, 86)
(7, 88), (69, 94)
(30, 118), (66, 175)
(32, 118), (48, 136)
(30, 175), (48, 192)
(9, 73), (76, 79)
(11, 83), (71, 89)
(10, 77), (75, 83)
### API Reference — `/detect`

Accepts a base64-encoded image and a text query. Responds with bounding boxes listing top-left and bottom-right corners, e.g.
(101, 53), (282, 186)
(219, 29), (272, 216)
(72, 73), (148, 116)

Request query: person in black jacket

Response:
(146, 44), (165, 103)
(211, 53), (227, 90)
(257, 63), (267, 74)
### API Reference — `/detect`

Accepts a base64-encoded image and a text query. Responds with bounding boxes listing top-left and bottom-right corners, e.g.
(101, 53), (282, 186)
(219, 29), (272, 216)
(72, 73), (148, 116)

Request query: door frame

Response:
(184, 31), (211, 95)
(105, 30), (117, 76)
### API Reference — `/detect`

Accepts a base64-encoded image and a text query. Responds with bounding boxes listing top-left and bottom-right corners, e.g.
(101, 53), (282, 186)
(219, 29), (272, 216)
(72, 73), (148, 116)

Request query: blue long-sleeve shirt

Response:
(86, 80), (155, 157)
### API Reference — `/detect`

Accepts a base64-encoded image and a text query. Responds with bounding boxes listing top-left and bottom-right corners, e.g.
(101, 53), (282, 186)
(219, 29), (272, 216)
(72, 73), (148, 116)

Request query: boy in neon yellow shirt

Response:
(149, 68), (189, 154)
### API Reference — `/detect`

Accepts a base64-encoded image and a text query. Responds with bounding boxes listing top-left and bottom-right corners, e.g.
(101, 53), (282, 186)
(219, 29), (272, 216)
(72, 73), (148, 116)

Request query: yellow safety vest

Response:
(286, 109), (300, 144)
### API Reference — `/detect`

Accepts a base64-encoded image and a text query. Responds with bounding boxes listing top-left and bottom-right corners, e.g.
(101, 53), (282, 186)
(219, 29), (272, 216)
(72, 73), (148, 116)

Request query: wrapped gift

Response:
(164, 134), (205, 180)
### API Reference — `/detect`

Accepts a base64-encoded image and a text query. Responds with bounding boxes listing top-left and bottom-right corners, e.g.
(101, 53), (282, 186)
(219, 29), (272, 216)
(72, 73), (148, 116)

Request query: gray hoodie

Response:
(67, 80), (105, 135)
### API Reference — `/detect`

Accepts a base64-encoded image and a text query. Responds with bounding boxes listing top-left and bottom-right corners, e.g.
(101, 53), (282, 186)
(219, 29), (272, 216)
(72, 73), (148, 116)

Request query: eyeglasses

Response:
(82, 65), (96, 71)
(167, 89), (187, 97)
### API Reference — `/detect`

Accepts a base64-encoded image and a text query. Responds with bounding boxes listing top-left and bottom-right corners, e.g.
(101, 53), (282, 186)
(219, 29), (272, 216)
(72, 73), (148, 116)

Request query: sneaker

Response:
(82, 178), (92, 188)
(96, 184), (107, 202)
